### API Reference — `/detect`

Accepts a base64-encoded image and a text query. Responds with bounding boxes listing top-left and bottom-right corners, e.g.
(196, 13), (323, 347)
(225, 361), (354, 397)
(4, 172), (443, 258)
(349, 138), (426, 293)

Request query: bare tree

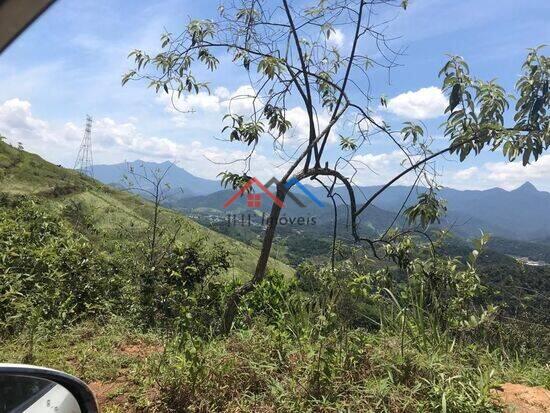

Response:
(124, 0), (549, 332)
(123, 162), (183, 325)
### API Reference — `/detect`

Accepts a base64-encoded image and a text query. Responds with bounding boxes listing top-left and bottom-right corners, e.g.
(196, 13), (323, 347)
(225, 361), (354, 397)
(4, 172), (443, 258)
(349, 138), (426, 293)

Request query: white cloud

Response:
(158, 84), (341, 147)
(357, 113), (385, 134)
(225, 85), (259, 114)
(452, 166), (479, 181)
(157, 84), (259, 127)
(7, 99), (547, 192)
(344, 150), (550, 192)
(353, 150), (405, 171)
(283, 107), (309, 141)
(347, 150), (418, 186)
(0, 98), (196, 165)
(484, 157), (550, 189)
(445, 156), (550, 191)
(327, 28), (345, 48)
(0, 98), (79, 157)
(0, 98), (46, 134)
(0, 98), (284, 181)
(157, 89), (225, 127)
(214, 86), (230, 99)
(282, 107), (338, 145)
(384, 86), (447, 120)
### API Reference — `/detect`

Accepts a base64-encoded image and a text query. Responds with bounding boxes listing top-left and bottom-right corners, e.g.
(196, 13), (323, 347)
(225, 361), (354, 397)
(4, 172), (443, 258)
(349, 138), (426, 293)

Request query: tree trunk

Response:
(142, 186), (160, 327)
(222, 188), (287, 333)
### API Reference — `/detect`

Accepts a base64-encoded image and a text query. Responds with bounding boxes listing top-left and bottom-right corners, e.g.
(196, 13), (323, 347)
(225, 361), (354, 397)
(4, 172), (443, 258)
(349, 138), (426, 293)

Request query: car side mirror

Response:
(0, 364), (98, 413)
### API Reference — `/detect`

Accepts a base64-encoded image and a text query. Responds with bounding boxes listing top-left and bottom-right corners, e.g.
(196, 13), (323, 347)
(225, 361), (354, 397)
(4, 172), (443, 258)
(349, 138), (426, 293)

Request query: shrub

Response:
(62, 199), (97, 234)
(149, 238), (231, 332)
(0, 196), (123, 336)
(237, 270), (296, 328)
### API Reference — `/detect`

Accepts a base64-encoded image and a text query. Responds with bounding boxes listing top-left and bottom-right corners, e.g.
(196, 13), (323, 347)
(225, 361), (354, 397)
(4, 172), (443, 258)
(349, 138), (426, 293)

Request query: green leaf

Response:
(447, 84), (461, 113)
(339, 135), (357, 151)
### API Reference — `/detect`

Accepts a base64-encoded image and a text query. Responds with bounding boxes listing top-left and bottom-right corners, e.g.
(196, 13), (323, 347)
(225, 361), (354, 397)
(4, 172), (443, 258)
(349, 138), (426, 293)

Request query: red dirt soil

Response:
(89, 378), (129, 408)
(88, 340), (163, 411)
(493, 383), (550, 412)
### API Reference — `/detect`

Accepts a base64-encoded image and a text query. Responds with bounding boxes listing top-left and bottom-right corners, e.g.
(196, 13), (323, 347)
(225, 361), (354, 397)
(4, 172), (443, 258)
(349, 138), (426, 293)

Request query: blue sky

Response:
(0, 0), (548, 190)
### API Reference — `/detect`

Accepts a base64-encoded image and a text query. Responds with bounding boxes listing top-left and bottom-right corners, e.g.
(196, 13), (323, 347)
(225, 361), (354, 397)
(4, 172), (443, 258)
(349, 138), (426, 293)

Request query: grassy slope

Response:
(2, 142), (549, 412)
(0, 141), (293, 278)
(2, 320), (547, 413)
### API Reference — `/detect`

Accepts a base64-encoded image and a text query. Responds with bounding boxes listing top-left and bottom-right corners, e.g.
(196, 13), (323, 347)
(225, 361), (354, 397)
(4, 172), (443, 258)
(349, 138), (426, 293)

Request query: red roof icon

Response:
(223, 177), (285, 209)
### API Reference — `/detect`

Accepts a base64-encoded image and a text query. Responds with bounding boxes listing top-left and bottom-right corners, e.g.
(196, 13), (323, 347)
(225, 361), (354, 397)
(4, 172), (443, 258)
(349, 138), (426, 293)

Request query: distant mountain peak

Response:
(93, 160), (221, 197)
(515, 182), (538, 192)
(127, 159), (171, 166)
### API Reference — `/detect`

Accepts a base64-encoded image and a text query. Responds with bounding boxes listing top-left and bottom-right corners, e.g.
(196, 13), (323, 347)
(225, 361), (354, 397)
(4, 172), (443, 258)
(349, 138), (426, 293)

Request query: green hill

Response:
(0, 140), (293, 279)
(2, 141), (549, 413)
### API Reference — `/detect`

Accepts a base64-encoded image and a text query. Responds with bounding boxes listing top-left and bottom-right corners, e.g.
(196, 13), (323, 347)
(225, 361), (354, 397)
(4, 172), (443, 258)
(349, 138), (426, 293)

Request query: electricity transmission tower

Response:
(74, 115), (94, 177)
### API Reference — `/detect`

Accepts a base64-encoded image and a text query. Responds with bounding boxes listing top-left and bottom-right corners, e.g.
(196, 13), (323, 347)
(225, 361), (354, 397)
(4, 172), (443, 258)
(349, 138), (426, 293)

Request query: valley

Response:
(2, 122), (549, 413)
(0, 0), (548, 410)
(94, 160), (550, 268)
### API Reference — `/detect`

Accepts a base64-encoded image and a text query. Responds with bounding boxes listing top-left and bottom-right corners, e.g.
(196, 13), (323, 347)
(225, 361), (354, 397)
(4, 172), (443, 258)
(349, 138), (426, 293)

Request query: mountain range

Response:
(93, 160), (221, 196)
(93, 161), (550, 242)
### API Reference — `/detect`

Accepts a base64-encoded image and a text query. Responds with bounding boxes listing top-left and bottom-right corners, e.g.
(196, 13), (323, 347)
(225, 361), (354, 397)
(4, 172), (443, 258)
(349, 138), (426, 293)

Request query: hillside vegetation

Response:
(0, 141), (293, 278)
(1, 141), (549, 412)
